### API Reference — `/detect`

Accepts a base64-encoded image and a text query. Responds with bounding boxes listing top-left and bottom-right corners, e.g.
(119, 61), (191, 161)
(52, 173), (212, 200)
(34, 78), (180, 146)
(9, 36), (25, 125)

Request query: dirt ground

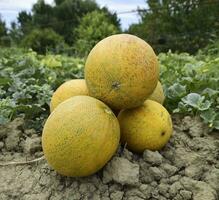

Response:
(0, 115), (218, 200)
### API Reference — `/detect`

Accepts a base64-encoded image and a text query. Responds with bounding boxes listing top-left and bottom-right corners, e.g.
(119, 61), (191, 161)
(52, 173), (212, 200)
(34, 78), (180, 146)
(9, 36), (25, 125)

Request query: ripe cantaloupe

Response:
(85, 34), (159, 110)
(50, 79), (88, 112)
(148, 81), (165, 104)
(118, 100), (173, 152)
(42, 96), (120, 177)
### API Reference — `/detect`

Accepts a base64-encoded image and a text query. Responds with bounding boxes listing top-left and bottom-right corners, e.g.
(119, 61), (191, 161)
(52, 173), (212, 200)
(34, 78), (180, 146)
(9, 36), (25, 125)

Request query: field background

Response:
(1, 43), (219, 131)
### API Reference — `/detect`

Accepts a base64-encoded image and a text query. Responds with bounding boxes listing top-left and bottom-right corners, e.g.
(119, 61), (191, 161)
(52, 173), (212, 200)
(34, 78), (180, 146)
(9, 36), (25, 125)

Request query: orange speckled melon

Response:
(118, 100), (173, 152)
(85, 34), (159, 110)
(148, 81), (165, 104)
(50, 79), (88, 112)
(42, 96), (120, 177)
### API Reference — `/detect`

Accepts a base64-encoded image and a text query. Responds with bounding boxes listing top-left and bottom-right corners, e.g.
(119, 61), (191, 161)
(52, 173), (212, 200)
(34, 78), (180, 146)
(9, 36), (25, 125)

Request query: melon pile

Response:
(42, 34), (173, 177)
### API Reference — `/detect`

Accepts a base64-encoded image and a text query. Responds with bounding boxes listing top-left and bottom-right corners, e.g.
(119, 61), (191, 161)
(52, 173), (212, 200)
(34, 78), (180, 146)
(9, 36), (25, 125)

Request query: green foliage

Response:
(53, 0), (100, 44)
(0, 15), (8, 45)
(17, 11), (33, 35)
(32, 0), (55, 26)
(8, 22), (23, 45)
(0, 42), (218, 131)
(197, 40), (219, 59)
(15, 0), (120, 46)
(160, 48), (219, 130)
(0, 16), (7, 37)
(129, 0), (219, 54)
(74, 11), (120, 56)
(21, 28), (65, 54)
(0, 36), (11, 47)
(0, 48), (84, 130)
(100, 7), (121, 29)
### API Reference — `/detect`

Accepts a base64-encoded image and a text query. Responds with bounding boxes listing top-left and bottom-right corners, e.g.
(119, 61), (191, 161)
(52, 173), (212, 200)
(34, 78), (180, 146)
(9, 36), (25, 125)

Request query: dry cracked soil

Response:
(0, 115), (219, 200)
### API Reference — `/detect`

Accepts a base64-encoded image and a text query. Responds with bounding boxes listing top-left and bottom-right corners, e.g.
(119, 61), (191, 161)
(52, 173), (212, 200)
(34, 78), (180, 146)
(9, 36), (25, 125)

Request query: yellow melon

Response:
(42, 96), (120, 177)
(85, 34), (159, 110)
(148, 81), (165, 104)
(50, 79), (88, 112)
(118, 100), (173, 152)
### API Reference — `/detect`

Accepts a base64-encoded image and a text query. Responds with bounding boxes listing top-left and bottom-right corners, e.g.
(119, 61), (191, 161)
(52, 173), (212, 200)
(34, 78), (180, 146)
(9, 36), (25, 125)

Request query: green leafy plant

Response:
(0, 48), (84, 130)
(0, 42), (218, 131)
(160, 48), (219, 130)
(74, 10), (120, 57)
(21, 28), (66, 54)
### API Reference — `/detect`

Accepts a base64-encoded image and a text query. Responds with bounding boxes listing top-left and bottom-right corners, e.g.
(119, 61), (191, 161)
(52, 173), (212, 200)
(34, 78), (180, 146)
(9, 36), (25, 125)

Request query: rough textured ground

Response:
(0, 116), (219, 200)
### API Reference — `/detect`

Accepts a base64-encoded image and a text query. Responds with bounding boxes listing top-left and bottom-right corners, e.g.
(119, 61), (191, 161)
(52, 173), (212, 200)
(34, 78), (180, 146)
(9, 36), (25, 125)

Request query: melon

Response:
(42, 96), (120, 177)
(50, 79), (88, 112)
(148, 81), (165, 104)
(85, 34), (159, 110)
(118, 100), (173, 152)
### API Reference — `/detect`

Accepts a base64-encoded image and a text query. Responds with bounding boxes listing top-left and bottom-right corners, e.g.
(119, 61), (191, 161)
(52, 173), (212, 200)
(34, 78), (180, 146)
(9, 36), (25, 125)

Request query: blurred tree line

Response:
(0, 0), (219, 55)
(129, 0), (219, 54)
(0, 0), (121, 55)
